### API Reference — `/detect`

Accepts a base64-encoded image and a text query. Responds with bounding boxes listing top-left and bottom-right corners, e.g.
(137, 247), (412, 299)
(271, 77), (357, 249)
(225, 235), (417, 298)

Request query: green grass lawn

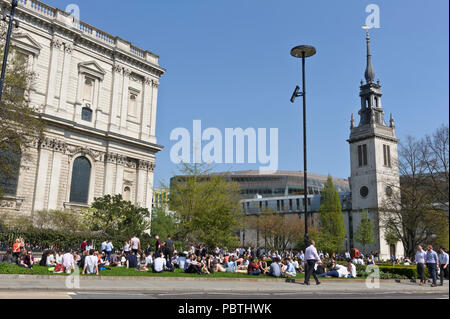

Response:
(0, 263), (306, 279)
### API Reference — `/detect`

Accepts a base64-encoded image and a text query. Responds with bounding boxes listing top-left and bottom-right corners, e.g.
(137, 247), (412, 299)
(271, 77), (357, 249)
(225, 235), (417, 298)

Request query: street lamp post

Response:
(290, 45), (316, 249)
(0, 0), (20, 103)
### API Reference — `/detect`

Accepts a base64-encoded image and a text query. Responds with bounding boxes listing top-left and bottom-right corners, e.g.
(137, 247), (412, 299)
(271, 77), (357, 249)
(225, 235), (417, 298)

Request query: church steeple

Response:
(364, 31), (375, 84)
(357, 30), (386, 127)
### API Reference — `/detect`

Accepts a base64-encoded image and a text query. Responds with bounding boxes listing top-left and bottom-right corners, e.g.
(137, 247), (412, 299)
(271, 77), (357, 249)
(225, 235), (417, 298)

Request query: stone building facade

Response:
(0, 0), (164, 216)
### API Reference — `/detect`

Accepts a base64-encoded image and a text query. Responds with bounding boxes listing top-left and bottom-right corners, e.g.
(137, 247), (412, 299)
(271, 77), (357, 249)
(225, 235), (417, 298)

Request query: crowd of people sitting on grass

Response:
(0, 235), (367, 279)
(0, 235), (447, 285)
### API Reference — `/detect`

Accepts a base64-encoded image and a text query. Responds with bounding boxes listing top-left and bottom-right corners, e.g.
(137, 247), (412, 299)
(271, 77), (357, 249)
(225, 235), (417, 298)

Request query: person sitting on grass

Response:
(1, 251), (14, 264)
(153, 252), (167, 273)
(177, 252), (187, 270)
(197, 256), (210, 274)
(145, 251), (154, 269)
(258, 257), (269, 275)
(108, 252), (119, 267)
(247, 257), (262, 276)
(125, 250), (138, 269)
(55, 251), (63, 265)
(62, 249), (74, 274)
(138, 253), (148, 271)
(97, 251), (106, 267)
(268, 257), (282, 277)
(19, 250), (34, 269)
(211, 260), (227, 273)
(346, 260), (357, 278)
(317, 260), (348, 278)
(283, 258), (296, 278)
(82, 249), (98, 275)
(46, 250), (57, 267)
(185, 254), (203, 274)
(78, 250), (88, 269)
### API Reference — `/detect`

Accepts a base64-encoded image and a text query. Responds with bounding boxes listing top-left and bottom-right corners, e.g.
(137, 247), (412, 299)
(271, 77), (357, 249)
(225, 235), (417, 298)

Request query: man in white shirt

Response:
(101, 240), (107, 255)
(177, 252), (187, 270)
(318, 261), (349, 278)
(439, 247), (449, 286)
(46, 251), (56, 267)
(415, 245), (429, 285)
(61, 249), (74, 274)
(130, 235), (140, 254)
(304, 240), (321, 285)
(356, 256), (365, 265)
(153, 253), (167, 273)
(82, 250), (98, 275)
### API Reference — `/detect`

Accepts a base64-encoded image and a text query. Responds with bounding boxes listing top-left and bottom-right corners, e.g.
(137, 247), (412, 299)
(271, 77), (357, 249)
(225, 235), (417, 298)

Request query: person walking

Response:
(414, 245), (427, 286)
(303, 240), (321, 286)
(438, 247), (449, 286)
(425, 245), (439, 287)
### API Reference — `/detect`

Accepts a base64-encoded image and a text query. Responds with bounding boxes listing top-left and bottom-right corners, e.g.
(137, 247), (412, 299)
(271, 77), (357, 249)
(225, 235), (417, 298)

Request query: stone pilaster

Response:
(140, 77), (153, 140)
(149, 80), (159, 139)
(145, 162), (156, 209)
(45, 38), (63, 110)
(57, 42), (73, 112)
(120, 68), (131, 131)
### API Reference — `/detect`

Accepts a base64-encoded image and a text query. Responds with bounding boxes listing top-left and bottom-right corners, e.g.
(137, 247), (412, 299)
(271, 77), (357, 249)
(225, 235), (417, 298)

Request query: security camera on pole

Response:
(0, 0), (20, 103)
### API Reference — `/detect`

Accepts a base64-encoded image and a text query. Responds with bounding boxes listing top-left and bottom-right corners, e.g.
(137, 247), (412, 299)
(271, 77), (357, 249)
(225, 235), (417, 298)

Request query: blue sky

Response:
(45, 0), (449, 186)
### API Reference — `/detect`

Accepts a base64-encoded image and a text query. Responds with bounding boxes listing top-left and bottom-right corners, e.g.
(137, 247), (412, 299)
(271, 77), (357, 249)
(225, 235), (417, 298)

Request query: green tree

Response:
(169, 163), (242, 249)
(317, 176), (346, 253)
(0, 26), (45, 197)
(354, 210), (375, 252)
(380, 127), (449, 257)
(83, 194), (150, 237)
(150, 206), (178, 240)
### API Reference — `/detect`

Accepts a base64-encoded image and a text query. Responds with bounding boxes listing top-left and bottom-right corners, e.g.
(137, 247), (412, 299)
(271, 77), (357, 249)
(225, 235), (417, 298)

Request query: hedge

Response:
(0, 227), (138, 252)
(354, 264), (430, 279)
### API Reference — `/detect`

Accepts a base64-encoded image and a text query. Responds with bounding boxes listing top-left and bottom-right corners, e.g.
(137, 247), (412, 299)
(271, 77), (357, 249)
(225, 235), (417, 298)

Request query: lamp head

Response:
(290, 45), (316, 59)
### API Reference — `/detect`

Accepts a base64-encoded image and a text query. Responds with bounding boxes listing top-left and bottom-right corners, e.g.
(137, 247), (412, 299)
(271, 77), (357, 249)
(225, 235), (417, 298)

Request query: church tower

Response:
(348, 31), (403, 259)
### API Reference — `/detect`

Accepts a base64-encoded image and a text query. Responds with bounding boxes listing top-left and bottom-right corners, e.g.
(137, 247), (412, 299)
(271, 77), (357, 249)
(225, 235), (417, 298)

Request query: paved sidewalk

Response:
(0, 275), (448, 294)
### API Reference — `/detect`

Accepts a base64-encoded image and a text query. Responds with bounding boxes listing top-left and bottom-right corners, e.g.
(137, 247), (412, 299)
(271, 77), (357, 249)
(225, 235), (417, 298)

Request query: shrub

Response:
(0, 227), (130, 251)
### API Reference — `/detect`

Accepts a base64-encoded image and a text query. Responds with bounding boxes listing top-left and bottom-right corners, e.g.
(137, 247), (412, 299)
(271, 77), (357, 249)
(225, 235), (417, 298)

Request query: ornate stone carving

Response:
(64, 43), (73, 54)
(125, 159), (137, 169)
(152, 80), (160, 88)
(116, 154), (127, 165)
(123, 68), (132, 78)
(40, 137), (67, 153)
(112, 64), (123, 74)
(65, 145), (105, 162)
(0, 196), (24, 210)
(144, 77), (153, 86)
(51, 38), (64, 50)
(105, 152), (117, 164)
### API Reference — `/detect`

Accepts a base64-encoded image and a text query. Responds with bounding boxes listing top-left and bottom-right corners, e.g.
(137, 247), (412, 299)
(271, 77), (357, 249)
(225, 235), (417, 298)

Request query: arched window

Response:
(69, 156), (91, 204)
(0, 146), (21, 196)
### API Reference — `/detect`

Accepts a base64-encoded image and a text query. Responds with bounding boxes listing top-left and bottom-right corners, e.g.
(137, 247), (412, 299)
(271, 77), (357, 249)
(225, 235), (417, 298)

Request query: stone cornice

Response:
(39, 113), (164, 154)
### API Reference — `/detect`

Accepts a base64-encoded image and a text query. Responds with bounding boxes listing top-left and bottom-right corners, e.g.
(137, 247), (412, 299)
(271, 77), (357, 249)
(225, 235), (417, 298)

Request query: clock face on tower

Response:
(360, 186), (369, 198)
